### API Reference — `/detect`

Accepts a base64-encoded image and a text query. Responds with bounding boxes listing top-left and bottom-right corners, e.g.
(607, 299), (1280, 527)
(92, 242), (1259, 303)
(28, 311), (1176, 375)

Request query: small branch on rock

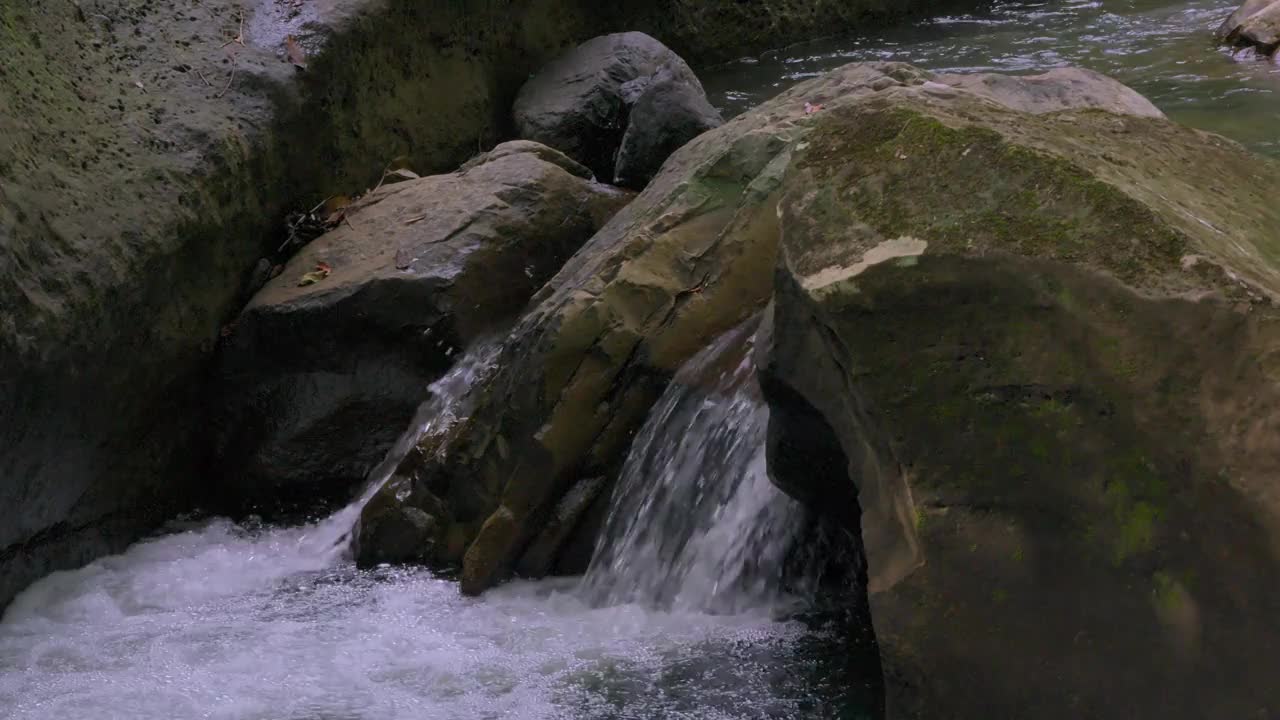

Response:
(221, 6), (245, 48)
(214, 55), (238, 98)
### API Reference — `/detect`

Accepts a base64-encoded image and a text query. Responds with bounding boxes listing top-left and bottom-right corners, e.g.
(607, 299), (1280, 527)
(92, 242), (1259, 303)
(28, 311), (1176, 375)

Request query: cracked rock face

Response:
(758, 63), (1280, 720)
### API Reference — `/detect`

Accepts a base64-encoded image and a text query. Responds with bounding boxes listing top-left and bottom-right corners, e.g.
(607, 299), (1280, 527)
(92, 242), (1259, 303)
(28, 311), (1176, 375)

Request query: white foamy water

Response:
(582, 321), (809, 615)
(0, 517), (820, 720)
(0, 336), (867, 720)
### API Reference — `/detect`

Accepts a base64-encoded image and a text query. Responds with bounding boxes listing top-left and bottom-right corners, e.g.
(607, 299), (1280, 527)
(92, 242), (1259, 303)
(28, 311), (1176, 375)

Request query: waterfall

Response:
(264, 341), (501, 564)
(581, 320), (810, 615)
(0, 328), (874, 720)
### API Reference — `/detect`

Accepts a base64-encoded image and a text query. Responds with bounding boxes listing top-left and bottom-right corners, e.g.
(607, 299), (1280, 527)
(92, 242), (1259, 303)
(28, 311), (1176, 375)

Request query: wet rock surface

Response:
(758, 63), (1280, 720)
(359, 62), (1149, 592)
(359, 57), (820, 589)
(212, 142), (629, 504)
(1218, 0), (1280, 56)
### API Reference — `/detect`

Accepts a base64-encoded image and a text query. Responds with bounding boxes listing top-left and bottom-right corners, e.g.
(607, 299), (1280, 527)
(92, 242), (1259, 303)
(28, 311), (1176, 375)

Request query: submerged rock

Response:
(213, 143), (629, 503)
(512, 32), (719, 183)
(758, 64), (1280, 719)
(1218, 0), (1280, 56)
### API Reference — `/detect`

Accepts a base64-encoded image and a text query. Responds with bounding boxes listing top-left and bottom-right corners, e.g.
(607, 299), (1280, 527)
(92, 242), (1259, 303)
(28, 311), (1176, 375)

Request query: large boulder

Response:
(512, 32), (721, 185)
(212, 142), (629, 505)
(758, 65), (1280, 718)
(354, 62), (1151, 592)
(1218, 0), (1280, 56)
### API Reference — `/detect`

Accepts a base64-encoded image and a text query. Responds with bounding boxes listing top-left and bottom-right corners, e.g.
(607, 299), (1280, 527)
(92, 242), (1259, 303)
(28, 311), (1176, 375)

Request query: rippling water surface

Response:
(704, 0), (1280, 155)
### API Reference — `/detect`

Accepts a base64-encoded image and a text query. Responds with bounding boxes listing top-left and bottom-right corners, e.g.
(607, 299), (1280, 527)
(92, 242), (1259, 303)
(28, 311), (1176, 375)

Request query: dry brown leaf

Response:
(323, 195), (352, 226)
(285, 36), (308, 69)
(385, 168), (420, 181)
(323, 195), (351, 215)
(297, 262), (332, 287)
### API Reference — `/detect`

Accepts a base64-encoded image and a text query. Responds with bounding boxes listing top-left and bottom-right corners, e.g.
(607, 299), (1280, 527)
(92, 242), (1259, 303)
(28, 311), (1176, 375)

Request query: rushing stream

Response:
(0, 326), (876, 720)
(703, 0), (1280, 156)
(2, 1), (1273, 718)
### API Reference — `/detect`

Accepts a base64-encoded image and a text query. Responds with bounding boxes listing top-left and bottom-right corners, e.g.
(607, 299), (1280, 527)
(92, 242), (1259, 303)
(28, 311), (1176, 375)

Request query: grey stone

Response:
(212, 143), (630, 504)
(614, 73), (724, 189)
(512, 32), (707, 180)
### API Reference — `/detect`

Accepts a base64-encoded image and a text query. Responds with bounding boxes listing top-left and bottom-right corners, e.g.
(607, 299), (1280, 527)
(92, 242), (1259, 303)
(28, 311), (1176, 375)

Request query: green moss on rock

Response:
(763, 63), (1280, 720)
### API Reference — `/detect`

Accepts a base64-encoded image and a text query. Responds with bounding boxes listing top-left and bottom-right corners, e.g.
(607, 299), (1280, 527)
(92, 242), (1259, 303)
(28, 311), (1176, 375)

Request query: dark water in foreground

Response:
(703, 0), (1280, 156)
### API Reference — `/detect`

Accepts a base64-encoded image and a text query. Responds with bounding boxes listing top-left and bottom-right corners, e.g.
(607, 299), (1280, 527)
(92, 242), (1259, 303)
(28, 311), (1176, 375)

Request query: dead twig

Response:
(195, 68), (213, 87)
(214, 55), (238, 98)
(221, 6), (245, 48)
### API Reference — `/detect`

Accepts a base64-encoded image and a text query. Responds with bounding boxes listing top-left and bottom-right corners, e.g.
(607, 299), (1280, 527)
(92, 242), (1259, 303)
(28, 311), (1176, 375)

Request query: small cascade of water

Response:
(581, 320), (810, 615)
(251, 341), (501, 565)
(0, 332), (881, 720)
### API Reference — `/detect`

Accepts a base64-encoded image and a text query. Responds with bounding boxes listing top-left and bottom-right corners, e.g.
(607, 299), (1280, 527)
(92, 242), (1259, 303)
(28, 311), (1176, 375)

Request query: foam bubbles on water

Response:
(0, 517), (819, 720)
(0, 335), (856, 720)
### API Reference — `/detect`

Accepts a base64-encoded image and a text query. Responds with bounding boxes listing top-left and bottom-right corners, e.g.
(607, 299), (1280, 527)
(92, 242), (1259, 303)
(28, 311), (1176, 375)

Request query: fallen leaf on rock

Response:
(385, 167), (420, 181)
(323, 196), (351, 215)
(286, 35), (308, 69)
(297, 262), (332, 286)
(323, 195), (352, 226)
(804, 102), (824, 115)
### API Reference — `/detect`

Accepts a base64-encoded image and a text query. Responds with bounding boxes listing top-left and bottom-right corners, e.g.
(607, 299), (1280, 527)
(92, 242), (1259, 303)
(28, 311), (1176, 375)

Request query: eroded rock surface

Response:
(213, 143), (629, 504)
(759, 63), (1280, 720)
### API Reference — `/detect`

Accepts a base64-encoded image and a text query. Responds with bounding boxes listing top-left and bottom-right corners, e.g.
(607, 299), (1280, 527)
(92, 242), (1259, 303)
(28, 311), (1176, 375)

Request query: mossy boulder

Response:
(212, 142), (629, 505)
(758, 65), (1280, 718)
